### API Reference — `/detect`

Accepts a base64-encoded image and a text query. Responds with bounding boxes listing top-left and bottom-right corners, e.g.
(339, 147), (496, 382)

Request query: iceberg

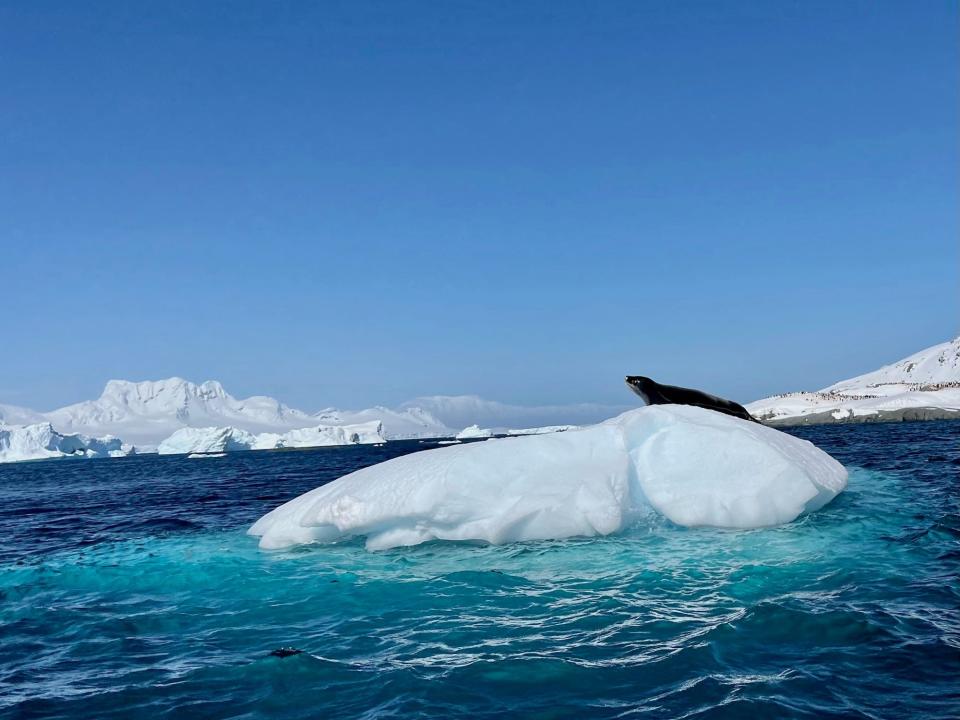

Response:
(0, 423), (128, 464)
(455, 424), (493, 439)
(506, 424), (578, 436)
(249, 405), (848, 551)
(158, 427), (258, 455)
(252, 421), (384, 450)
(158, 421), (385, 455)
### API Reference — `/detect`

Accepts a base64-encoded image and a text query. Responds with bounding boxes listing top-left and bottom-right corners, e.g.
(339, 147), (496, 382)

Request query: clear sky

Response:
(2, 1), (957, 412)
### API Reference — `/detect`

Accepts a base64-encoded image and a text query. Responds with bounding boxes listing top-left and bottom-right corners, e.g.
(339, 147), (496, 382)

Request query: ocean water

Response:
(1, 423), (958, 719)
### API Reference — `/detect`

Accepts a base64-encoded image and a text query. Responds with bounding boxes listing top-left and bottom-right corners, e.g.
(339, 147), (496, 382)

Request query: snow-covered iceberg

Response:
(249, 405), (848, 551)
(0, 423), (129, 463)
(158, 421), (385, 455)
(455, 424), (493, 439)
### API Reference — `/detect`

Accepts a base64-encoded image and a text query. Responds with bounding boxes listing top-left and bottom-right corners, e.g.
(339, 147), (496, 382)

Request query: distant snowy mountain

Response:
(313, 406), (454, 442)
(0, 403), (45, 426)
(748, 337), (960, 425)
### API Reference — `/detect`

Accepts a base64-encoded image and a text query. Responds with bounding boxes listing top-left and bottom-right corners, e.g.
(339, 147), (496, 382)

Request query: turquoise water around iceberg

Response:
(1, 423), (958, 719)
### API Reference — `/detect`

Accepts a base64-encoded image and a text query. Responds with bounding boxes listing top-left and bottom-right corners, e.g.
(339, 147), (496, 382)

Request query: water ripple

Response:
(1, 423), (959, 718)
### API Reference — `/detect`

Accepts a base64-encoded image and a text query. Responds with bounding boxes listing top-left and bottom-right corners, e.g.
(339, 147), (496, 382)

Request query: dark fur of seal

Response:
(625, 376), (758, 423)
(269, 647), (304, 658)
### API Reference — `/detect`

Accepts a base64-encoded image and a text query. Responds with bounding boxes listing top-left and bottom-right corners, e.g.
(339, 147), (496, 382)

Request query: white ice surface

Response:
(250, 405), (848, 551)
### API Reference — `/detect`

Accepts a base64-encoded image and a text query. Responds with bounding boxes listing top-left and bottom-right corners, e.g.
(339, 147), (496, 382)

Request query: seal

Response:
(625, 376), (758, 423)
(269, 647), (304, 658)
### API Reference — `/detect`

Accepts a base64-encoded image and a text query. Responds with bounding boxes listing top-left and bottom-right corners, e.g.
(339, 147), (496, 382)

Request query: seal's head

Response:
(625, 376), (655, 405)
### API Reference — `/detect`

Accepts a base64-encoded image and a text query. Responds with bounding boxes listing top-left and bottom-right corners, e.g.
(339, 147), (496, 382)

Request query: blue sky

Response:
(2, 1), (957, 411)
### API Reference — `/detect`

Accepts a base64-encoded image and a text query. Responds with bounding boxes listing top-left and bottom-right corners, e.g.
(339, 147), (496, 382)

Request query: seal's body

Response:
(625, 376), (758, 423)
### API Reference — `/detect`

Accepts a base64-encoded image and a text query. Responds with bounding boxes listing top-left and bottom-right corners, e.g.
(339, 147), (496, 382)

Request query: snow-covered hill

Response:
(748, 337), (960, 425)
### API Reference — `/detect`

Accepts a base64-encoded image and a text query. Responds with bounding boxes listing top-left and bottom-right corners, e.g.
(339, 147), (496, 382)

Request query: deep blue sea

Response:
(1, 422), (958, 719)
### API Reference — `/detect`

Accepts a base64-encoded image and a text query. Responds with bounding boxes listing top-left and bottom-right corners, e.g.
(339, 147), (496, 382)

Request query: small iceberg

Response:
(187, 452), (227, 459)
(455, 424), (493, 440)
(157, 421), (385, 455)
(250, 405), (848, 551)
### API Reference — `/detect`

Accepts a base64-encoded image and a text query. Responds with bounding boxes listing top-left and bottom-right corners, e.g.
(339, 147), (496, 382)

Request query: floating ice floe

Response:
(0, 422), (130, 463)
(158, 421), (385, 455)
(250, 405), (848, 551)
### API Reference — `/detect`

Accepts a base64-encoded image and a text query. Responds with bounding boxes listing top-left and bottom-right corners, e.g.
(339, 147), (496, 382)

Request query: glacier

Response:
(249, 405), (848, 551)
(158, 421), (385, 455)
(0, 423), (129, 464)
